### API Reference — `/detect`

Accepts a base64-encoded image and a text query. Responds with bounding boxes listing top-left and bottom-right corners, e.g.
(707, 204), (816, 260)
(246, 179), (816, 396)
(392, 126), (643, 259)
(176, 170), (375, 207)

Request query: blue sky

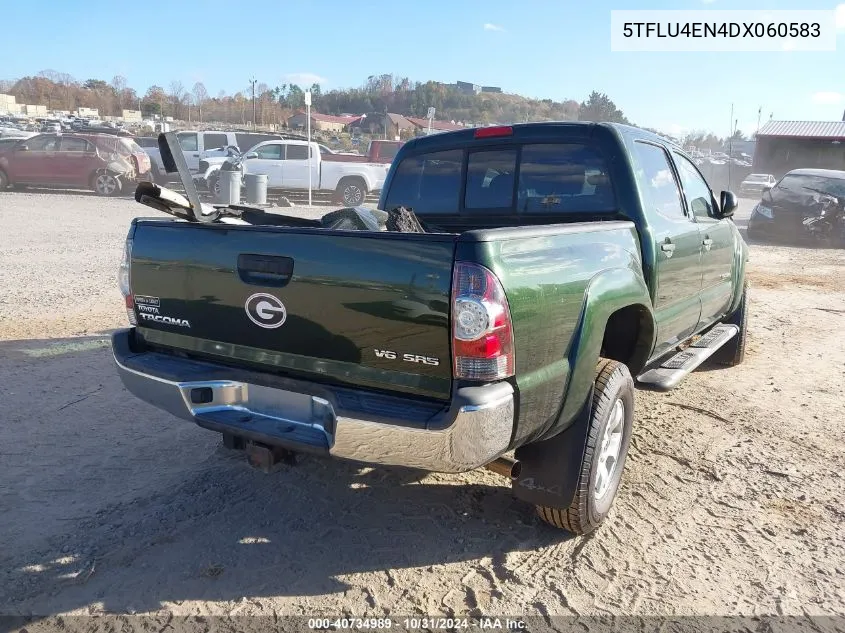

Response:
(2, 0), (843, 136)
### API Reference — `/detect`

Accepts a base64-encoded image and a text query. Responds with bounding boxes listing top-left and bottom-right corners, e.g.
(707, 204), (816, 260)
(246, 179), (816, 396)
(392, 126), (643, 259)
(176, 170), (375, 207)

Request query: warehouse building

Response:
(753, 119), (845, 178)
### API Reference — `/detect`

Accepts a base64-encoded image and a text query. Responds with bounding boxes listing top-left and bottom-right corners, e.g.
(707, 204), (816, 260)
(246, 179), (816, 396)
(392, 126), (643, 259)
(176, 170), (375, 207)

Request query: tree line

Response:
(1, 70), (744, 146)
(1, 70), (632, 126)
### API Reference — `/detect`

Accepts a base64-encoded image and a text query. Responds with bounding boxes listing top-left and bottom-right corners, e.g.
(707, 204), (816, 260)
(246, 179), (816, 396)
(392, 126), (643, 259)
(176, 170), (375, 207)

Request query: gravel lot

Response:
(1, 190), (844, 625)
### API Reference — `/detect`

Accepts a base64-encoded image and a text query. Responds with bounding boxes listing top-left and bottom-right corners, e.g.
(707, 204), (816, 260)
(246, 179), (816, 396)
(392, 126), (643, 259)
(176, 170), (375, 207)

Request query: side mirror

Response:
(719, 190), (738, 218)
(245, 152), (258, 159)
(762, 185), (772, 193)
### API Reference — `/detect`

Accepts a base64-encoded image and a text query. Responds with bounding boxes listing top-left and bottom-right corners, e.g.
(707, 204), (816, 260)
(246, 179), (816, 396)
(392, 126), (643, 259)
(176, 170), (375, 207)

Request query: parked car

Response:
(198, 142), (338, 196)
(142, 130), (306, 184)
(220, 139), (390, 205)
(739, 173), (777, 197)
(0, 133), (151, 195)
(113, 121), (748, 534)
(748, 168), (845, 241)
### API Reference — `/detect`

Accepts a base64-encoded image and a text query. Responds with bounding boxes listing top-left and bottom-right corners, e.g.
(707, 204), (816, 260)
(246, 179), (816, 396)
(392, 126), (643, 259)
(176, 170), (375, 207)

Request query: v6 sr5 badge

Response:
(374, 349), (440, 366)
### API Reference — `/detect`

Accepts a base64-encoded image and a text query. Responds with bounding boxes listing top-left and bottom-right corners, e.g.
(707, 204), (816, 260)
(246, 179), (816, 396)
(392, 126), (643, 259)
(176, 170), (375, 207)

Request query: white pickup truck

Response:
(138, 131), (298, 184)
(210, 139), (390, 206)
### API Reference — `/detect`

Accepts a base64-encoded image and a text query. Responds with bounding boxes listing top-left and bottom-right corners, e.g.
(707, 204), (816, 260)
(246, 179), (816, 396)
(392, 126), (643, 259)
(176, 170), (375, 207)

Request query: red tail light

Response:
(474, 126), (513, 139)
(451, 262), (514, 381)
(118, 238), (136, 325)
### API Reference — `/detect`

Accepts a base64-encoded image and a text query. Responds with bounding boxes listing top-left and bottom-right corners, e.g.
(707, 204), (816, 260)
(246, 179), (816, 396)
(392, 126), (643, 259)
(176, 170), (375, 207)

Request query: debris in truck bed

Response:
(320, 207), (388, 231)
(386, 206), (426, 233)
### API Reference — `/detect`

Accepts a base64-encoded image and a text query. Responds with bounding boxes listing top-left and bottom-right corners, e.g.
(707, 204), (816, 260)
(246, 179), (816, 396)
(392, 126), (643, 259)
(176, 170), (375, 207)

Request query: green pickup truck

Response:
(113, 122), (749, 534)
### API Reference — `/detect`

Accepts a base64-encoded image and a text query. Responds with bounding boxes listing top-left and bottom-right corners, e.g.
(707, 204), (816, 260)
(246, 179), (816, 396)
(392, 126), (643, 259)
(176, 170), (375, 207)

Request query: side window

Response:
(632, 142), (686, 221)
(286, 144), (310, 160)
(383, 149), (463, 214)
(673, 153), (715, 219)
(60, 137), (92, 152)
(25, 135), (59, 151)
(203, 133), (228, 150)
(254, 144), (283, 160)
(464, 149), (517, 209)
(177, 132), (198, 152)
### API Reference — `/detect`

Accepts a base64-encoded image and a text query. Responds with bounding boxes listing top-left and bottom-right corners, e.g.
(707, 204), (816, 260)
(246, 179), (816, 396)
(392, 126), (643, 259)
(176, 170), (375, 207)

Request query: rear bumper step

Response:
(636, 324), (739, 391)
(112, 329), (515, 473)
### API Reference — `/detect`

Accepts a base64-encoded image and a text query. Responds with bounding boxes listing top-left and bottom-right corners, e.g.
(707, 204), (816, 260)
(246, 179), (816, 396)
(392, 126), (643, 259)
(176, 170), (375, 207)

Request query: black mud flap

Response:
(511, 386), (593, 510)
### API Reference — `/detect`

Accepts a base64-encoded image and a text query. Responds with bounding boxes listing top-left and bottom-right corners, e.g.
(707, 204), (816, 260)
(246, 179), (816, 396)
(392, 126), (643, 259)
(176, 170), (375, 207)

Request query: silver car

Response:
(739, 173), (777, 198)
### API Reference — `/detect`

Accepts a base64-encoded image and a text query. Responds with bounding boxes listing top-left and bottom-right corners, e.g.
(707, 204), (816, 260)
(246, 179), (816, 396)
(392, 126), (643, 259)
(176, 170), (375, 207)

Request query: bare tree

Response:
(168, 80), (187, 119)
(57, 73), (77, 110)
(111, 75), (127, 109)
(192, 82), (209, 123)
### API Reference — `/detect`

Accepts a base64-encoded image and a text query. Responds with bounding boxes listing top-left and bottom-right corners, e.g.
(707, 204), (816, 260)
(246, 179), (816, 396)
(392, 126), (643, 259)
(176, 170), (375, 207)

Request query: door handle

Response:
(237, 254), (294, 287)
(703, 237), (713, 251)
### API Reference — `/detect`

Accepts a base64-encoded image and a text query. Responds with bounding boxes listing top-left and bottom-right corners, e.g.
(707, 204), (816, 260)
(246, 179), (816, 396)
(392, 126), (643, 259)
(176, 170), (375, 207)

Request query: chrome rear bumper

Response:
(112, 330), (515, 473)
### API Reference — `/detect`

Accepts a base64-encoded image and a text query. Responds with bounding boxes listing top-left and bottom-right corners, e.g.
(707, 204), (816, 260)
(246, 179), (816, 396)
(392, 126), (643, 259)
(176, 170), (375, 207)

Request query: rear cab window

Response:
(384, 142), (616, 216)
(203, 133), (229, 150)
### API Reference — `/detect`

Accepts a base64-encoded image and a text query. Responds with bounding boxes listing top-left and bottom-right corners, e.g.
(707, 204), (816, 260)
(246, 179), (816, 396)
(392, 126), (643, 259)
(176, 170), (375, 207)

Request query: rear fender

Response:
(511, 267), (653, 510)
(551, 266), (654, 434)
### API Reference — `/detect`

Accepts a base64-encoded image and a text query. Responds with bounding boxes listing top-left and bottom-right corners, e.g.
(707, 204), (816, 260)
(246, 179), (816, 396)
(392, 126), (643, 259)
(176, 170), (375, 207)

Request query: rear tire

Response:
(0, 169), (8, 189)
(711, 280), (749, 367)
(92, 172), (122, 197)
(536, 358), (635, 534)
(336, 177), (367, 206)
(208, 173), (221, 199)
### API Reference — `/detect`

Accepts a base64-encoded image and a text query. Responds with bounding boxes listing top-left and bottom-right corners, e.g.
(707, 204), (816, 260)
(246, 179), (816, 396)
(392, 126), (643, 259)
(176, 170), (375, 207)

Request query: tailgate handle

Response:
(237, 254), (294, 287)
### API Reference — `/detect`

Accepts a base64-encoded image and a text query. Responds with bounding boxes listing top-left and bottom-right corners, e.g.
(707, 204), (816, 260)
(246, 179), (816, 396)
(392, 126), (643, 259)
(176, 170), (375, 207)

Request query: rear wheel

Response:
(337, 178), (367, 206)
(92, 172), (121, 196)
(0, 169), (8, 189)
(536, 358), (635, 534)
(711, 280), (749, 367)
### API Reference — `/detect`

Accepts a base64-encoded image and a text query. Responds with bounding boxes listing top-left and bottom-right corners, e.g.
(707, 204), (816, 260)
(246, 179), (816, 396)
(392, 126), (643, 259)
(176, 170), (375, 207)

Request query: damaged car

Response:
(0, 133), (151, 196)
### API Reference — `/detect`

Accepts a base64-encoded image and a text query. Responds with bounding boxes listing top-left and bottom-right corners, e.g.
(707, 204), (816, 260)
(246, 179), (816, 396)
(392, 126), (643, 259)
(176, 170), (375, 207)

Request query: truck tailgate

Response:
(129, 221), (456, 400)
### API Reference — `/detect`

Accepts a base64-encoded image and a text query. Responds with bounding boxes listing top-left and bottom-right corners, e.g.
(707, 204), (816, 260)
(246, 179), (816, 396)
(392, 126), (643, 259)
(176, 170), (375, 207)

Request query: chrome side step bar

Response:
(636, 324), (739, 391)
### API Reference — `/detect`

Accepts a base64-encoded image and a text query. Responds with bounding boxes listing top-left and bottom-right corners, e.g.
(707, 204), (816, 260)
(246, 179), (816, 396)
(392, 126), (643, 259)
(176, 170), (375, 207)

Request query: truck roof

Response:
(396, 121), (678, 154)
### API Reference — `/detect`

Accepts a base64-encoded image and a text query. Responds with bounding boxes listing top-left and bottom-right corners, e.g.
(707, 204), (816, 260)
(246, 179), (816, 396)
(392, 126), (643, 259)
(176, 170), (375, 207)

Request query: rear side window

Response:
(384, 149), (462, 214)
(286, 144), (310, 160)
(60, 137), (93, 152)
(203, 133), (228, 150)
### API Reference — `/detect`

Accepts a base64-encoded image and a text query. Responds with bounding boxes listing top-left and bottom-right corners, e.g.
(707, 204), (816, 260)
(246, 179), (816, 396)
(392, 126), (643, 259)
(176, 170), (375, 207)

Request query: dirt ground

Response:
(0, 191), (843, 625)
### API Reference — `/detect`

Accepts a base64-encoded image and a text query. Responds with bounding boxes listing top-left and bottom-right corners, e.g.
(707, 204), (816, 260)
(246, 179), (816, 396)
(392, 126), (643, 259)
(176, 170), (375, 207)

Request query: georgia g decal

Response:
(244, 293), (287, 329)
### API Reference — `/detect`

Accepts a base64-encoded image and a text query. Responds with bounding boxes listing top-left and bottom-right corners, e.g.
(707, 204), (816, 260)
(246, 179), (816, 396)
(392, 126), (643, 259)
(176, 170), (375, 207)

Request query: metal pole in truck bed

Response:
(305, 90), (312, 207)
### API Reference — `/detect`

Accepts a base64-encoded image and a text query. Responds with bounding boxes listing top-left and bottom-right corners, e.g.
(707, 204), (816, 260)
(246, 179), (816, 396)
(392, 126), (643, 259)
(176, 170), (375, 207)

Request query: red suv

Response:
(0, 133), (152, 196)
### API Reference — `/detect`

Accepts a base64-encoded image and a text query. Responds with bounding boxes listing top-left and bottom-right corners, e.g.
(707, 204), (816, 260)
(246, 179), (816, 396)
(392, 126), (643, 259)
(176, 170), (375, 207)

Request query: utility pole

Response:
(249, 76), (257, 129)
(728, 103), (734, 189)
(756, 106), (762, 136)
